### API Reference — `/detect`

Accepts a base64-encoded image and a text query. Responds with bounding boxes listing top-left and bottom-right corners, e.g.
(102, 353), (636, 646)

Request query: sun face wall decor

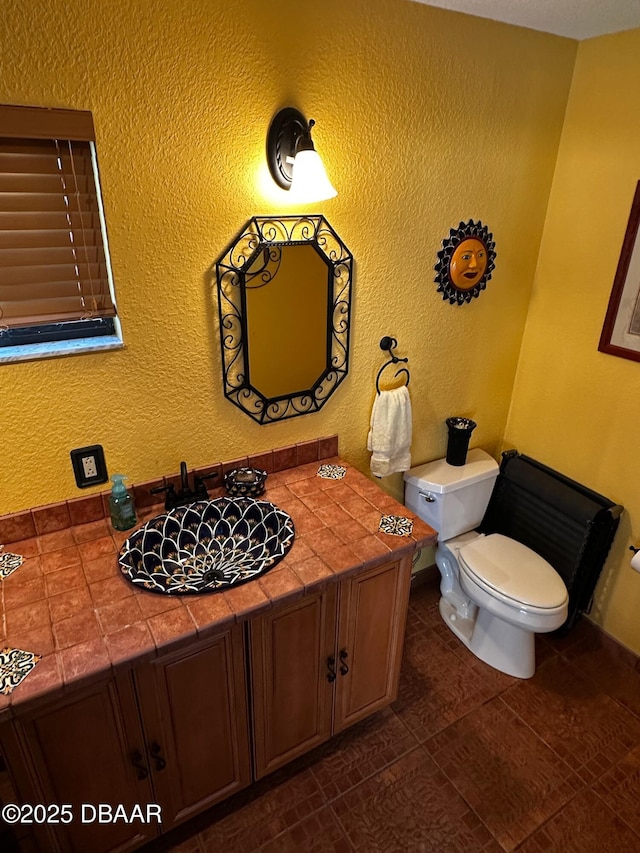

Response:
(434, 219), (496, 305)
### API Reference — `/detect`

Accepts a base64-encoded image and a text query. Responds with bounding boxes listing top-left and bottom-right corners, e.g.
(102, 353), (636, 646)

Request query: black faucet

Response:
(151, 462), (219, 511)
(180, 461), (190, 494)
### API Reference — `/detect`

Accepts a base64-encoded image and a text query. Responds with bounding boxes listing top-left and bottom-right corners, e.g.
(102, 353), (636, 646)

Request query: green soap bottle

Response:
(109, 474), (137, 531)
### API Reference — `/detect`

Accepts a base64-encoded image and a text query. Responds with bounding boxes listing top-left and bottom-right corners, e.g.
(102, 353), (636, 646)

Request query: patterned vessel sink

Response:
(118, 497), (295, 595)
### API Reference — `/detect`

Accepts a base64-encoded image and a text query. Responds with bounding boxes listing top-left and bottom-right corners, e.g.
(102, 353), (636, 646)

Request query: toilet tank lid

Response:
(404, 448), (499, 494)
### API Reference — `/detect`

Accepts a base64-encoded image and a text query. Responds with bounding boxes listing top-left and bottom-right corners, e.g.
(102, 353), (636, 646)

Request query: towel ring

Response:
(376, 336), (410, 395)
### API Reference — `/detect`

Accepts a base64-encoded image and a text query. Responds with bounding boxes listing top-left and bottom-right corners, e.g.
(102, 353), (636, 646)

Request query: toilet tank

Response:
(404, 448), (499, 541)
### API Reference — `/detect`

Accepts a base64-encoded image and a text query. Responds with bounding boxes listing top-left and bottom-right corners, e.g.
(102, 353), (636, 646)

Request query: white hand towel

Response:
(367, 385), (412, 478)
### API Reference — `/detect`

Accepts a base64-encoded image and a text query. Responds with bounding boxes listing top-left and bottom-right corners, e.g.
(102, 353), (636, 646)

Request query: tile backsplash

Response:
(0, 436), (339, 545)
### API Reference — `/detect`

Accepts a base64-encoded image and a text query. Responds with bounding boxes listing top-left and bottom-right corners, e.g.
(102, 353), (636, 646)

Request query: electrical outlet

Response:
(70, 445), (108, 488)
(82, 455), (98, 479)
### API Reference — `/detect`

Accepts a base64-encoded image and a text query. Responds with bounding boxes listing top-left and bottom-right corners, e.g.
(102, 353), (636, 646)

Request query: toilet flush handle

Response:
(419, 491), (436, 503)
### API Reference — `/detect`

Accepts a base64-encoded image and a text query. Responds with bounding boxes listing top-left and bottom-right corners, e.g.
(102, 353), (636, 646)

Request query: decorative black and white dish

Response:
(224, 467), (268, 498)
(119, 498), (295, 595)
(0, 647), (41, 695)
(379, 515), (414, 537)
(0, 551), (24, 580)
(317, 464), (347, 480)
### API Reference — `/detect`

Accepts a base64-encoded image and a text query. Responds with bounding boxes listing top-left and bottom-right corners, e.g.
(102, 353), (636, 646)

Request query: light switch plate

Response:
(70, 445), (108, 488)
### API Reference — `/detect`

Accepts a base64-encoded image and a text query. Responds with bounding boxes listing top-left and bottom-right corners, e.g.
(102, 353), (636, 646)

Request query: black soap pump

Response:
(109, 474), (137, 531)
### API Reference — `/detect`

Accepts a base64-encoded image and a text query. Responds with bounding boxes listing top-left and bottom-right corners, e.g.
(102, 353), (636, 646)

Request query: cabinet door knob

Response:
(149, 741), (167, 772)
(339, 648), (349, 676)
(326, 655), (337, 683)
(131, 749), (149, 780)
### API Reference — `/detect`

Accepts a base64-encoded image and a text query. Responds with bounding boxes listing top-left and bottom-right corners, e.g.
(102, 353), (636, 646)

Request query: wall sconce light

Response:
(266, 107), (337, 203)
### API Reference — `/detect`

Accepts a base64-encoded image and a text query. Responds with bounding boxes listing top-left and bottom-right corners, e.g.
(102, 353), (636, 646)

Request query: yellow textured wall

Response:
(1, 0), (574, 515)
(505, 29), (640, 653)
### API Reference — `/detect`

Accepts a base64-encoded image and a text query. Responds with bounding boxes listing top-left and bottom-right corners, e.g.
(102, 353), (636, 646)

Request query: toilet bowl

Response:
(404, 449), (569, 678)
(437, 531), (567, 677)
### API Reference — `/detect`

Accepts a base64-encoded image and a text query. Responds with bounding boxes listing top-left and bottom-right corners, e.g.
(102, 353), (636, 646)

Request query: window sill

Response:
(0, 335), (124, 364)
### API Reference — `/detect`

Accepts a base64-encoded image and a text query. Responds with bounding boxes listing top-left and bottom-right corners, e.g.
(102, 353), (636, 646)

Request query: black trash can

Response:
(445, 417), (477, 466)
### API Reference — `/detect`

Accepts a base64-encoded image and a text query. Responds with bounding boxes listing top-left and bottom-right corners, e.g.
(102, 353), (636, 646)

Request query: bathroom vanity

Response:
(0, 450), (436, 852)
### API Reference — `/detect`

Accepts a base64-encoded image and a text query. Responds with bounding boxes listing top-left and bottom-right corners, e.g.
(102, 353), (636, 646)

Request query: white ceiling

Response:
(410, 0), (640, 40)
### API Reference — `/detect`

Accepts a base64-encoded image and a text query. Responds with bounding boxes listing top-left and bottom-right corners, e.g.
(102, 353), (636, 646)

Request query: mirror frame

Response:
(215, 215), (353, 424)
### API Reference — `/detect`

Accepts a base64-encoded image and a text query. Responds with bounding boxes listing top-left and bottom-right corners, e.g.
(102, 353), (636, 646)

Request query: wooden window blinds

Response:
(0, 104), (117, 329)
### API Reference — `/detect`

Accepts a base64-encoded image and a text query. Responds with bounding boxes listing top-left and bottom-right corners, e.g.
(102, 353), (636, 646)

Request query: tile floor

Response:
(145, 574), (640, 852)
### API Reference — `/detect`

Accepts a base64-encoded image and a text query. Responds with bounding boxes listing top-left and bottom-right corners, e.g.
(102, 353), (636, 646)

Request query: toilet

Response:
(404, 448), (568, 678)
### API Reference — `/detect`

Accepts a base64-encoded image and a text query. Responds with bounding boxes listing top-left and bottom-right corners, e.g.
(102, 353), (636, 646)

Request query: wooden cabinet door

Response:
(334, 555), (412, 733)
(11, 678), (155, 853)
(134, 624), (251, 831)
(250, 586), (337, 779)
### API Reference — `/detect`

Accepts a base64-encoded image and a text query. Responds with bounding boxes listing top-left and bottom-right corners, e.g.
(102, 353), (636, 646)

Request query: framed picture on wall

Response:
(599, 180), (640, 362)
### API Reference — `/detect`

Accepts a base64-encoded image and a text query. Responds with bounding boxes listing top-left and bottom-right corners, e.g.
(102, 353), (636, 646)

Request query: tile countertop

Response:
(0, 458), (437, 718)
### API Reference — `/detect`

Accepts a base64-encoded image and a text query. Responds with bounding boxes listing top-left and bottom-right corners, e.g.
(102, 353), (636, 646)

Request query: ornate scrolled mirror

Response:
(215, 215), (352, 424)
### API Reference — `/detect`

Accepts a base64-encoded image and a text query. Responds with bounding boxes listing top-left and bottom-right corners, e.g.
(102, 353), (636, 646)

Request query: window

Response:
(0, 104), (122, 361)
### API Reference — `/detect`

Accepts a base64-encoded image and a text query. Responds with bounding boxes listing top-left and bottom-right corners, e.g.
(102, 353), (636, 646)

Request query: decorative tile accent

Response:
(379, 514), (413, 536)
(317, 464), (347, 480)
(0, 550), (24, 580)
(0, 647), (42, 695)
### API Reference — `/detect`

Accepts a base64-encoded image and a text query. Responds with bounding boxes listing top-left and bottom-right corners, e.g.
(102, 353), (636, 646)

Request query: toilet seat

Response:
(457, 533), (568, 613)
